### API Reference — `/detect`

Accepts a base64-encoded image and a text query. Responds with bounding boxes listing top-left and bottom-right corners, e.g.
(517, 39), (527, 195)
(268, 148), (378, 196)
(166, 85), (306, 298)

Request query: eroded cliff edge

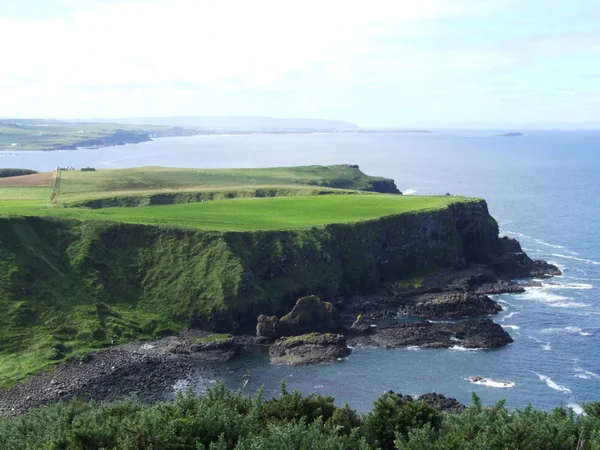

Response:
(0, 199), (557, 377)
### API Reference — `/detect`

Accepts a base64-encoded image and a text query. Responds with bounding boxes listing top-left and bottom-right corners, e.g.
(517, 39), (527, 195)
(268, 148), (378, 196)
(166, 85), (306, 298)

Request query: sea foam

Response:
(465, 376), (515, 388)
(533, 372), (572, 393)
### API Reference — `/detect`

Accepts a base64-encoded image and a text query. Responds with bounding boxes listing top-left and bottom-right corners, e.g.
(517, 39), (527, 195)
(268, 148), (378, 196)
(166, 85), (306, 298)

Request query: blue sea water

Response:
(9, 131), (600, 412)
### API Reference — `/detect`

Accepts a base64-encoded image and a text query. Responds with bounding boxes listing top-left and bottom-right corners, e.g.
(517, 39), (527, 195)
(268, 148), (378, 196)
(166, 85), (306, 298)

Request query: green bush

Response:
(361, 392), (442, 450)
(0, 386), (599, 449)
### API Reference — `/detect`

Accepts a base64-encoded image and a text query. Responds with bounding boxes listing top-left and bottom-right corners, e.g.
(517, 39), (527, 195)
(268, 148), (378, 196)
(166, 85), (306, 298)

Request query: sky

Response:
(1, 0), (600, 127)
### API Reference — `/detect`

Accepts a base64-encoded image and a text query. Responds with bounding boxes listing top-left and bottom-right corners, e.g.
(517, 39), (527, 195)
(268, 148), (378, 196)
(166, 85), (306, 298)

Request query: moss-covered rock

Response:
(279, 295), (338, 334)
(269, 333), (351, 365)
(256, 296), (339, 338)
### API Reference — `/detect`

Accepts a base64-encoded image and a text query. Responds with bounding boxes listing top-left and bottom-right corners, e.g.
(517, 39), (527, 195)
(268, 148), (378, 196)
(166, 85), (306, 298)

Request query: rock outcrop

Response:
(402, 293), (502, 319)
(377, 391), (466, 414)
(257, 296), (338, 338)
(269, 333), (351, 365)
(370, 319), (512, 349)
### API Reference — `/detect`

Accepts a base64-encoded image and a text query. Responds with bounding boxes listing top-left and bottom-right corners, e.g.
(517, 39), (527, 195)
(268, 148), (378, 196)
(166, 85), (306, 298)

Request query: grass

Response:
(55, 165), (396, 203)
(0, 195), (462, 231)
(195, 334), (233, 344)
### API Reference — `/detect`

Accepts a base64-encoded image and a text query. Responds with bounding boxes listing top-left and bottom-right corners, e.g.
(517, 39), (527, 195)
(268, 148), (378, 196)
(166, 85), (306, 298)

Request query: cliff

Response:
(0, 199), (551, 384)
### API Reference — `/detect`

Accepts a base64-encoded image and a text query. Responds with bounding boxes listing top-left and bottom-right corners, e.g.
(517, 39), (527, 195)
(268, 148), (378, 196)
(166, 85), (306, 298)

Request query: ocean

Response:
(8, 131), (600, 412)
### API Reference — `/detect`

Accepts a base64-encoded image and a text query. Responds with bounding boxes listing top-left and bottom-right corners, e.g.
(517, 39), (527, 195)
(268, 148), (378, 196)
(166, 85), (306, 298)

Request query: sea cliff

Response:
(0, 199), (557, 388)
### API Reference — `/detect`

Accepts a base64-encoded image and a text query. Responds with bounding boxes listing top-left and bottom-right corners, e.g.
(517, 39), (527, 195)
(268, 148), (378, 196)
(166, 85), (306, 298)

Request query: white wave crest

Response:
(517, 289), (589, 309)
(450, 346), (480, 351)
(528, 335), (552, 350)
(497, 299), (517, 307)
(504, 230), (580, 255)
(568, 403), (584, 415)
(465, 376), (515, 388)
(403, 189), (417, 195)
(541, 327), (592, 336)
(533, 372), (572, 393)
(502, 325), (520, 330)
(574, 367), (600, 379)
(542, 282), (594, 290)
(550, 254), (600, 266)
(504, 312), (520, 319)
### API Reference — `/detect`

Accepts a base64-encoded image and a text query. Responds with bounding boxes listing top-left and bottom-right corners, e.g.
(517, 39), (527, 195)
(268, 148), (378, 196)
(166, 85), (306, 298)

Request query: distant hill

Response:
(86, 116), (358, 131)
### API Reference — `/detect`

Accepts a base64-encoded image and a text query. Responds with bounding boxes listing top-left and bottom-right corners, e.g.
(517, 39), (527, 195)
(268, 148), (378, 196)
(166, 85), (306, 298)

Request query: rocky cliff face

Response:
(0, 200), (558, 351)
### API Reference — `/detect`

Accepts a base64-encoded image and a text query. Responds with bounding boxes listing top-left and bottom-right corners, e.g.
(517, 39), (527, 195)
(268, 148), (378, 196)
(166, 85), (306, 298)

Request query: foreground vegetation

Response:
(0, 384), (598, 449)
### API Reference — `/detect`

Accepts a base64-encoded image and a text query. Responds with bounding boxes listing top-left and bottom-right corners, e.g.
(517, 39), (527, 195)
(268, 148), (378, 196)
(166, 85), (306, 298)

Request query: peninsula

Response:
(0, 164), (559, 414)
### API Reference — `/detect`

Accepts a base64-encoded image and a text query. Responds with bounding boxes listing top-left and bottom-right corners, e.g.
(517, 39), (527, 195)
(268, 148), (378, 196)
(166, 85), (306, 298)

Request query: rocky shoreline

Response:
(0, 230), (561, 416)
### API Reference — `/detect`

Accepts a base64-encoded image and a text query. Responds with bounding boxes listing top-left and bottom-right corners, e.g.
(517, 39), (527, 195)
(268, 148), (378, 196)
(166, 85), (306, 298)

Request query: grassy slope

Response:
(55, 165), (396, 203)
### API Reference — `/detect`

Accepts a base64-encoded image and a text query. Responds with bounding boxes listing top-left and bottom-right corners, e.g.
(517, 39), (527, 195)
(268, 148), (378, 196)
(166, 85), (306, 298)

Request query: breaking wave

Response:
(567, 403), (584, 415)
(541, 326), (592, 337)
(516, 289), (589, 309)
(465, 376), (515, 388)
(550, 254), (600, 266)
(532, 372), (572, 393)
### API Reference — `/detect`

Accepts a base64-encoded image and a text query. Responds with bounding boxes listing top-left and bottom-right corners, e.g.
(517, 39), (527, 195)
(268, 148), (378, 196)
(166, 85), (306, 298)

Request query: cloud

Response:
(1, 0), (599, 125)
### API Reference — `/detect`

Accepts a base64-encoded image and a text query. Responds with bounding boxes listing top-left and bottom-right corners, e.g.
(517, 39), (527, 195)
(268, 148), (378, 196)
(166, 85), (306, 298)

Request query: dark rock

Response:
(488, 237), (562, 278)
(380, 391), (466, 414)
(256, 315), (279, 338)
(256, 296), (339, 338)
(370, 319), (512, 349)
(417, 393), (466, 414)
(530, 260), (562, 278)
(350, 314), (371, 332)
(269, 333), (351, 365)
(472, 281), (526, 295)
(402, 293), (502, 319)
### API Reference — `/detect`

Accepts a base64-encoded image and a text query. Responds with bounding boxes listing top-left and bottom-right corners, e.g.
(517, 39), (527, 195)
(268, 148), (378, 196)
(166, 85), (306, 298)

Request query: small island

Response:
(496, 132), (524, 137)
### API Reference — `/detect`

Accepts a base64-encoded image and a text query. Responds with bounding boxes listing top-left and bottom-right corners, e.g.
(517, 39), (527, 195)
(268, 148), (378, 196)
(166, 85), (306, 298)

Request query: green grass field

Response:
(55, 165), (395, 203)
(0, 165), (465, 231)
(1, 195), (461, 231)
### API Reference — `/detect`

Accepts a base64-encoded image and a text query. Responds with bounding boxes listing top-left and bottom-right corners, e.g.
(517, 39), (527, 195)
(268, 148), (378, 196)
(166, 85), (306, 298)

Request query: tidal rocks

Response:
(257, 295), (338, 338)
(488, 237), (562, 278)
(350, 314), (372, 332)
(403, 293), (502, 319)
(269, 333), (351, 365)
(417, 393), (466, 414)
(370, 319), (512, 349)
(379, 391), (466, 414)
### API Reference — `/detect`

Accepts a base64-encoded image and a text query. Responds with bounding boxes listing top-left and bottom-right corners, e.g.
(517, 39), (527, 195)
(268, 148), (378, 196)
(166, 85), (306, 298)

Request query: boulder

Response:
(256, 315), (280, 338)
(269, 333), (351, 365)
(350, 314), (371, 332)
(404, 293), (502, 319)
(256, 295), (339, 338)
(279, 295), (339, 335)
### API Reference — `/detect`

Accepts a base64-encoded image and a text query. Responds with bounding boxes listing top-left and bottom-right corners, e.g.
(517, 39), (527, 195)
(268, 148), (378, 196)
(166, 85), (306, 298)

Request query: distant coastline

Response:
(496, 132), (524, 137)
